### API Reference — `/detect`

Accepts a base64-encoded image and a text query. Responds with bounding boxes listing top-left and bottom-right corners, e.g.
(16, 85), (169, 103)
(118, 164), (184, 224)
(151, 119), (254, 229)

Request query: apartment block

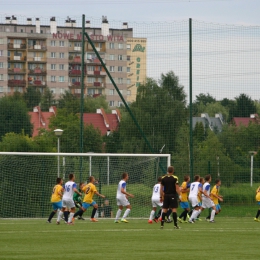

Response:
(0, 16), (147, 106)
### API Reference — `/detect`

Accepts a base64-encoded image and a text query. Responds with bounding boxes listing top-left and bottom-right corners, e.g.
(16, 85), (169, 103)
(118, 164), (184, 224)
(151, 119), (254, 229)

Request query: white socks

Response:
(68, 213), (74, 223)
(149, 210), (155, 221)
(122, 209), (131, 219)
(57, 210), (63, 222)
(115, 209), (122, 220)
(210, 209), (216, 221)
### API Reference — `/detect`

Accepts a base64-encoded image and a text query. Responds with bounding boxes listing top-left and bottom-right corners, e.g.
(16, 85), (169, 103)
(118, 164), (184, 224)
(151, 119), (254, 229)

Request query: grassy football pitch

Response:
(0, 217), (259, 260)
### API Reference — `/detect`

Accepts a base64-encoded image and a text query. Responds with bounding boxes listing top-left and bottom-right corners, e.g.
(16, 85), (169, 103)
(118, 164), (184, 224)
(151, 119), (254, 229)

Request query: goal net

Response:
(0, 152), (170, 219)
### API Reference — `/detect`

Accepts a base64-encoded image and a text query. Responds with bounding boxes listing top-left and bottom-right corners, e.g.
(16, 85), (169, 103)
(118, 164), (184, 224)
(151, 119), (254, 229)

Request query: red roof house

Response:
(232, 114), (259, 127)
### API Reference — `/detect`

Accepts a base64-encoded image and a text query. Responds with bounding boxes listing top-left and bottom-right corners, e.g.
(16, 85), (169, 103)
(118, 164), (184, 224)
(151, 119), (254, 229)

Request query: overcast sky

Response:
(1, 0), (260, 101)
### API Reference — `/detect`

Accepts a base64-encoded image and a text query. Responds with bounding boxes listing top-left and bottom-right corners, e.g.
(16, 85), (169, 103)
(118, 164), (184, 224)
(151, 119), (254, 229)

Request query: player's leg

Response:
(149, 206), (157, 223)
(90, 202), (98, 222)
(122, 204), (131, 222)
(166, 208), (172, 223)
(209, 204), (216, 222)
(57, 206), (65, 224)
(254, 204), (260, 221)
(68, 206), (76, 224)
(74, 203), (87, 219)
(160, 195), (170, 228)
(115, 202), (123, 223)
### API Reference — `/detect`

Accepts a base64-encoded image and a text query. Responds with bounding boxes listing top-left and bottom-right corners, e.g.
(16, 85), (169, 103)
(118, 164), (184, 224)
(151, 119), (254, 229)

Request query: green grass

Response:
(1, 217), (260, 260)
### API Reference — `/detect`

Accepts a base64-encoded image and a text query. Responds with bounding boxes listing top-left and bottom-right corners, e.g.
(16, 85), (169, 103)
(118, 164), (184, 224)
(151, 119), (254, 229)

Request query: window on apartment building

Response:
(30, 30), (33, 33)
(0, 74), (4, 80)
(109, 66), (115, 72)
(118, 43), (123, 49)
(59, 53), (65, 58)
(60, 88), (65, 94)
(127, 90), (131, 96)
(51, 52), (56, 58)
(110, 54), (115, 60)
(109, 89), (114, 95)
(88, 88), (95, 95)
(118, 55), (123, 61)
(127, 79), (131, 85)
(0, 39), (4, 44)
(0, 86), (3, 93)
(127, 44), (131, 50)
(7, 87), (11, 93)
(51, 64), (56, 70)
(51, 40), (56, 47)
(97, 43), (102, 48)
(0, 50), (3, 56)
(59, 41), (65, 47)
(14, 63), (22, 69)
(75, 42), (81, 47)
(109, 43), (114, 49)
(51, 76), (56, 82)
(0, 62), (3, 68)
(127, 55), (131, 61)
(118, 78), (123, 84)
(21, 29), (24, 33)
(127, 67), (130, 72)
(51, 88), (56, 94)
(88, 66), (94, 71)
(59, 76), (65, 82)
(109, 101), (115, 107)
(87, 77), (95, 83)
(14, 39), (22, 44)
(59, 64), (64, 70)
(118, 66), (123, 72)
(41, 30), (43, 34)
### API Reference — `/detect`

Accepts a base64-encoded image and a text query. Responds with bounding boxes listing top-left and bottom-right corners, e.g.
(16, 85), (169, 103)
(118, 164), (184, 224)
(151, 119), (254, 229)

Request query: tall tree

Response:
(41, 87), (55, 111)
(23, 86), (41, 111)
(0, 95), (32, 140)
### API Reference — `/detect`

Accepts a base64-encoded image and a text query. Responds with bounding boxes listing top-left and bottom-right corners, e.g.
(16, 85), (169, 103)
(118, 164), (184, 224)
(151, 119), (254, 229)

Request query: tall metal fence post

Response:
(189, 18), (194, 180)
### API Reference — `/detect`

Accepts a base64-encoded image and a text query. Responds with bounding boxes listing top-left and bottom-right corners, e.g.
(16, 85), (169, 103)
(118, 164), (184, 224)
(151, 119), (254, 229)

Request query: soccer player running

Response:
(47, 177), (64, 223)
(57, 173), (82, 225)
(148, 176), (163, 224)
(115, 172), (134, 223)
(160, 166), (180, 229)
(188, 175), (204, 223)
(206, 179), (223, 220)
(178, 175), (190, 223)
(201, 174), (217, 223)
(73, 176), (105, 222)
(254, 186), (260, 222)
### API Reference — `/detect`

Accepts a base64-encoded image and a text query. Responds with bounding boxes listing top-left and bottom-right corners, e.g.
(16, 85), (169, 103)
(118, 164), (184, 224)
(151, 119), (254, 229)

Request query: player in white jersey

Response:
(201, 174), (217, 223)
(148, 177), (163, 224)
(56, 173), (82, 225)
(115, 172), (134, 223)
(188, 175), (204, 223)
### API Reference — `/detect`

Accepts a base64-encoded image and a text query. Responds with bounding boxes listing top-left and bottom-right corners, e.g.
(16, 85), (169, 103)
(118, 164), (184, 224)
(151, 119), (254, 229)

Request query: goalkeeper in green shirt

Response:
(73, 182), (85, 220)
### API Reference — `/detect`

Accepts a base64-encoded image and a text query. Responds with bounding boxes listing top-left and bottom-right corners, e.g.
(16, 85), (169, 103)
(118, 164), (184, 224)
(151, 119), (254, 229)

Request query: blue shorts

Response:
(82, 201), (96, 209)
(180, 202), (189, 209)
(257, 201), (260, 206)
(198, 202), (202, 207)
(216, 204), (221, 211)
(52, 201), (62, 211)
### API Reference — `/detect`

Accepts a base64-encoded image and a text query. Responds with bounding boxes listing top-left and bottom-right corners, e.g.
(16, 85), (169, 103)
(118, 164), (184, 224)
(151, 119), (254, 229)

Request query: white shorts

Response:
(117, 197), (130, 206)
(152, 198), (163, 208)
(189, 196), (199, 208)
(62, 199), (75, 209)
(202, 198), (215, 209)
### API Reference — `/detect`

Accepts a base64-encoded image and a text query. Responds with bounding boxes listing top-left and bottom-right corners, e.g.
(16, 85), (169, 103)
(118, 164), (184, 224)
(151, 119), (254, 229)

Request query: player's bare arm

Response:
(73, 188), (82, 196)
(94, 191), (106, 198)
(120, 188), (134, 198)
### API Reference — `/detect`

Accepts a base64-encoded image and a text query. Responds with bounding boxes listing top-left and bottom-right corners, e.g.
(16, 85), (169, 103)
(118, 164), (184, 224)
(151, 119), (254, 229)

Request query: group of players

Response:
(148, 167), (223, 229)
(47, 166), (260, 226)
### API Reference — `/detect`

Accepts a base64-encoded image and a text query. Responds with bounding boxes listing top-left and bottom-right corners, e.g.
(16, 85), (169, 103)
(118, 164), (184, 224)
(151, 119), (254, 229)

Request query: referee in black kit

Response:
(160, 166), (180, 229)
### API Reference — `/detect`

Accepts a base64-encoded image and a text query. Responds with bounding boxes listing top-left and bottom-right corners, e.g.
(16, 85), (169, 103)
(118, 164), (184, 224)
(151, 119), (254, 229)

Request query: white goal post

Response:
(0, 152), (170, 218)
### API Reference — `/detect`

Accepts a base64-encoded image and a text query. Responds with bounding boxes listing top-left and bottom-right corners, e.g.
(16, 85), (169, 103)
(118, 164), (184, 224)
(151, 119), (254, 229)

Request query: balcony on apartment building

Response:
(86, 58), (105, 65)
(28, 45), (47, 51)
(28, 68), (47, 76)
(69, 81), (85, 88)
(87, 70), (106, 76)
(8, 43), (27, 49)
(8, 79), (26, 87)
(27, 57), (47, 63)
(69, 56), (84, 64)
(87, 82), (105, 88)
(69, 46), (82, 53)
(8, 68), (26, 74)
(8, 56), (26, 62)
(69, 69), (86, 76)
(28, 79), (46, 87)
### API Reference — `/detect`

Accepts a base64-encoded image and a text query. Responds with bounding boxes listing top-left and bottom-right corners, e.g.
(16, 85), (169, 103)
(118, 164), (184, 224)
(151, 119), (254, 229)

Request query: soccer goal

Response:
(0, 152), (170, 219)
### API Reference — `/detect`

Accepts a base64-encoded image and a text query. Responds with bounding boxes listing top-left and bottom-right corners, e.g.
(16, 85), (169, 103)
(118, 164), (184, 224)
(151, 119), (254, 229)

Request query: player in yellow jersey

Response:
(206, 179), (223, 220)
(47, 177), (64, 223)
(73, 176), (105, 222)
(254, 186), (260, 222)
(178, 175), (190, 223)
